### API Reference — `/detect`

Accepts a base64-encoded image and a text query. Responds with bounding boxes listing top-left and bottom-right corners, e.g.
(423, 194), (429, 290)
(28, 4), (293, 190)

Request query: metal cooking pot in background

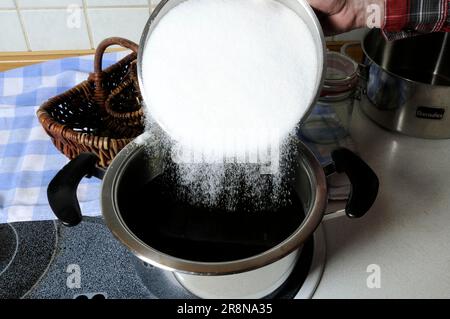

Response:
(355, 29), (450, 139)
(47, 137), (379, 299)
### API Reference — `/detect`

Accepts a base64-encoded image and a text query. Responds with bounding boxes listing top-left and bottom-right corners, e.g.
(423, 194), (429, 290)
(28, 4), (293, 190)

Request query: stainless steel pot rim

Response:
(101, 138), (328, 276)
(362, 30), (450, 88)
(137, 0), (327, 133)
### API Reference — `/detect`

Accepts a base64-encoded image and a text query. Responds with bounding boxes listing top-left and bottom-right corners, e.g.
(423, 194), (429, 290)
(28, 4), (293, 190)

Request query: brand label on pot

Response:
(416, 107), (445, 120)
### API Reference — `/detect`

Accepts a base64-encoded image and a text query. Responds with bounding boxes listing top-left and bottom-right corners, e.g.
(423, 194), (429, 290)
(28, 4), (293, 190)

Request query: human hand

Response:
(307, 0), (385, 36)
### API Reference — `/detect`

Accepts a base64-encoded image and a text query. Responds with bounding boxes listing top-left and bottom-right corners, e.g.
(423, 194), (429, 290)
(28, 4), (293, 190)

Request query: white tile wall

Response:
(17, 0), (83, 8)
(21, 9), (91, 50)
(0, 10), (27, 51)
(88, 7), (149, 46)
(87, 0), (149, 6)
(0, 0), (161, 51)
(0, 0), (365, 52)
(0, 0), (15, 9)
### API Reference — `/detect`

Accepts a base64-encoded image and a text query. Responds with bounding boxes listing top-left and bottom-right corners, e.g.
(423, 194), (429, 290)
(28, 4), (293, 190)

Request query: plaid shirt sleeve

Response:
(383, 0), (450, 40)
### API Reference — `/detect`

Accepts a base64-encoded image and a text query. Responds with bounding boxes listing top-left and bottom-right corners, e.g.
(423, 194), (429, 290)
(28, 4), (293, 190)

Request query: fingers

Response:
(306, 0), (347, 15)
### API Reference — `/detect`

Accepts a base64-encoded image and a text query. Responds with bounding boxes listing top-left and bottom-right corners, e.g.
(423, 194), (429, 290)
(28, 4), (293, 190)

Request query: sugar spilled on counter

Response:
(140, 0), (319, 209)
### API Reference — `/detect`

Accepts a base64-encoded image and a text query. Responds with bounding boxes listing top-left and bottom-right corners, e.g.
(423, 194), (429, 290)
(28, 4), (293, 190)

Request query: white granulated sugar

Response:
(140, 0), (319, 209)
(142, 0), (318, 157)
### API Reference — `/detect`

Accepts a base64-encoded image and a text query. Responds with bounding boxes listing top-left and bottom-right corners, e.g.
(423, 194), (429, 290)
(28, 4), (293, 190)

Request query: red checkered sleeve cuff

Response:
(383, 0), (450, 40)
(446, 0), (450, 31)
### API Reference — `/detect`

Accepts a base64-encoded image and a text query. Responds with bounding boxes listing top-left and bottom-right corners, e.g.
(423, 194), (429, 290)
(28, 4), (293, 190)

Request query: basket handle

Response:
(90, 37), (139, 107)
(94, 37), (138, 74)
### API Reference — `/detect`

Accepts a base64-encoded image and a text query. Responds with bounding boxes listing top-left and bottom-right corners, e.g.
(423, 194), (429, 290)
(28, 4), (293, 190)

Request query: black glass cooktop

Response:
(0, 217), (313, 299)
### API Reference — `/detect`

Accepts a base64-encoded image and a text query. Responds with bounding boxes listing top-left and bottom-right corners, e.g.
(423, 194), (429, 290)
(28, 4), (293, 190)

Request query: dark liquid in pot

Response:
(119, 166), (305, 262)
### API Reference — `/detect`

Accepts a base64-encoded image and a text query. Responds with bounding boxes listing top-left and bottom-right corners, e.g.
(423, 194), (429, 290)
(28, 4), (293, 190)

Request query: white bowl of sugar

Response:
(137, 0), (326, 161)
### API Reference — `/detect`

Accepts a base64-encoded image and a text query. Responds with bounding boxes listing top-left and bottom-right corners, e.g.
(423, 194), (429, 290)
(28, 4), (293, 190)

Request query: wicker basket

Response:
(37, 37), (145, 168)
(104, 60), (144, 131)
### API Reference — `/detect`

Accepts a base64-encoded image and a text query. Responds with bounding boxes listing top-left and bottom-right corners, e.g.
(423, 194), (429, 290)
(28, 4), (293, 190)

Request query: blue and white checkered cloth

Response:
(0, 52), (129, 223)
(0, 52), (354, 224)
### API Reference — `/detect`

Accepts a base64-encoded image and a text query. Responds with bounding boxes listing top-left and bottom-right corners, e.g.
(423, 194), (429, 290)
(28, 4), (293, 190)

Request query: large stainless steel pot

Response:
(358, 29), (450, 139)
(47, 137), (378, 298)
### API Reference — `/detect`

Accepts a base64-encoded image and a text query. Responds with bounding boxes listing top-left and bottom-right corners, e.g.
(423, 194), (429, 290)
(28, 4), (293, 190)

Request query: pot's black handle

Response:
(331, 148), (379, 218)
(47, 153), (98, 227)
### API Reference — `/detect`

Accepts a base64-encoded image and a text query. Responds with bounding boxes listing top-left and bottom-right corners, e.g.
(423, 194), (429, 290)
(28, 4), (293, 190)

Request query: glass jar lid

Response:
(324, 51), (358, 85)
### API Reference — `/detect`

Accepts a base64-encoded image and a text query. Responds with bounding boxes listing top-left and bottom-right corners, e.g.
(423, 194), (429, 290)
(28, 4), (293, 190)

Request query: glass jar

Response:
(300, 51), (359, 145)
